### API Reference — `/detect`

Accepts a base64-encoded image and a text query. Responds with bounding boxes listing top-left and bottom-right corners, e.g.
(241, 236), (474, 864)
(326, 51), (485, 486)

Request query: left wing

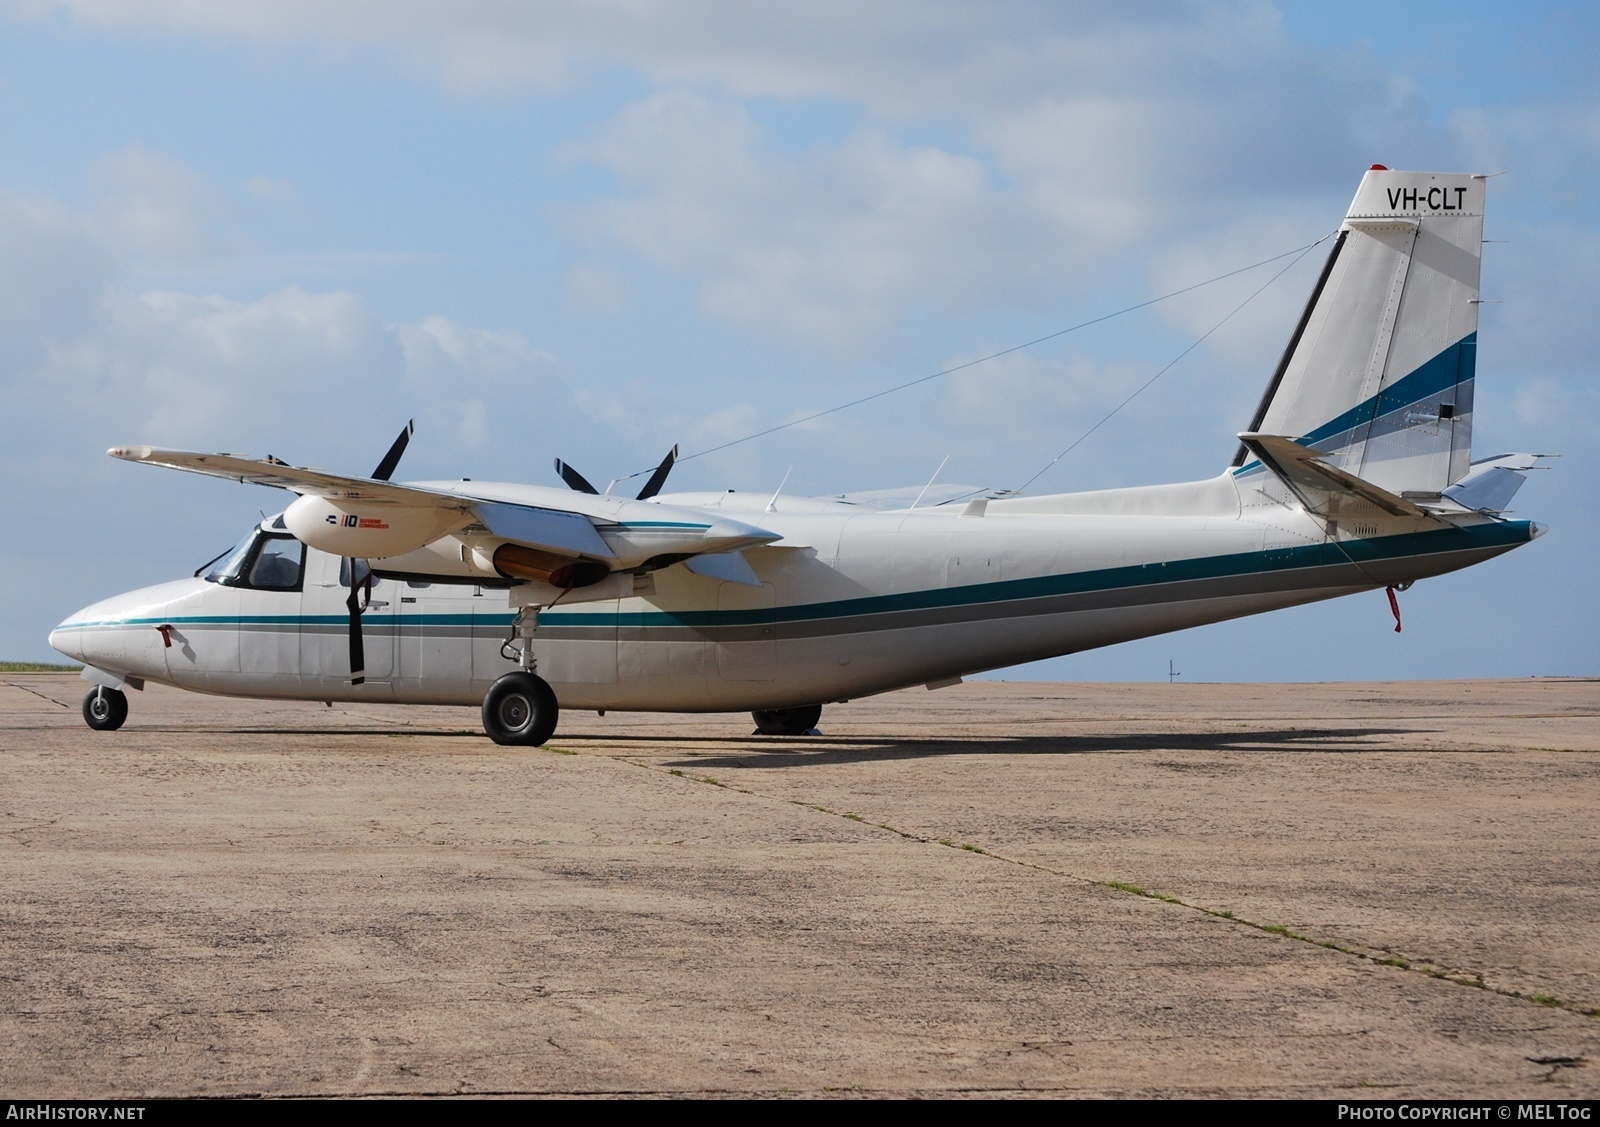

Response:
(109, 446), (776, 578)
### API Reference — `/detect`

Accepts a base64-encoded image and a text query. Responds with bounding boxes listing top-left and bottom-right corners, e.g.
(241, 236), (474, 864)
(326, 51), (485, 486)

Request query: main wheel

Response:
(751, 704), (822, 736)
(482, 672), (559, 746)
(82, 687), (128, 732)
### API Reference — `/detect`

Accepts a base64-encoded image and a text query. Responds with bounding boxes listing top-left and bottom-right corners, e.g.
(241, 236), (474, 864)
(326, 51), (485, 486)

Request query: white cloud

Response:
(89, 145), (238, 260)
(0, 170), (600, 481)
(570, 93), (1093, 352)
(18, 3), (1442, 360)
(0, 189), (116, 373)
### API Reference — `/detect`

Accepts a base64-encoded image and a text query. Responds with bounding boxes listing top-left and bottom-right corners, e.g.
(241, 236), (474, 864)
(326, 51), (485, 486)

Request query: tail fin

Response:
(1234, 167), (1484, 496)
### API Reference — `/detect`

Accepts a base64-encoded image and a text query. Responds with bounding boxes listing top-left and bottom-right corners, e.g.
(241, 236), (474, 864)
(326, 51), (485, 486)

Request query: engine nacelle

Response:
(283, 495), (469, 558)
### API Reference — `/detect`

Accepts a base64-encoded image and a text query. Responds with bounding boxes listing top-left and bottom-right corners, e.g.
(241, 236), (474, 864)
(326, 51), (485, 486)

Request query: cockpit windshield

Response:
(201, 528), (305, 591)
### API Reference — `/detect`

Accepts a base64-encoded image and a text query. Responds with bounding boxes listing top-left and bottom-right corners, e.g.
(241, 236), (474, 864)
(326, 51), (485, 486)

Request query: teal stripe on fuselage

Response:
(59, 520), (1531, 633)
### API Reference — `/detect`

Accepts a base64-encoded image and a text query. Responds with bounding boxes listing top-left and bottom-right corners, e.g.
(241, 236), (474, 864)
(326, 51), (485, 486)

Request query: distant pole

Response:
(1168, 660), (1180, 684)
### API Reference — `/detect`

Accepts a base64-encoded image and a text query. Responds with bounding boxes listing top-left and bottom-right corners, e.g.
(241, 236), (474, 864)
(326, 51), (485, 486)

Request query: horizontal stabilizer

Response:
(1442, 453), (1544, 513)
(1238, 433), (1428, 519)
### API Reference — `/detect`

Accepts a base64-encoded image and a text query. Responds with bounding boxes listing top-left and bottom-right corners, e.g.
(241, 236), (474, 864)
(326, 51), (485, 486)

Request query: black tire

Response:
(751, 704), (822, 736)
(82, 687), (128, 732)
(482, 672), (559, 746)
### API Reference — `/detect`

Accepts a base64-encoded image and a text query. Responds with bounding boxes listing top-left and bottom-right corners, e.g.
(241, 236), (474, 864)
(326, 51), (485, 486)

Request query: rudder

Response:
(1235, 167), (1484, 496)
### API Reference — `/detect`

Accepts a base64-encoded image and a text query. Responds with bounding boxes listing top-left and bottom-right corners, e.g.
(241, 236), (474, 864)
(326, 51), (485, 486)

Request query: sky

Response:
(1, 1), (1594, 681)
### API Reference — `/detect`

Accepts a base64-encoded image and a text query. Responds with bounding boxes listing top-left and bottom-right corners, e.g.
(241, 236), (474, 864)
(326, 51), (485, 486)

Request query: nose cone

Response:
(49, 578), (202, 677)
(48, 619), (85, 663)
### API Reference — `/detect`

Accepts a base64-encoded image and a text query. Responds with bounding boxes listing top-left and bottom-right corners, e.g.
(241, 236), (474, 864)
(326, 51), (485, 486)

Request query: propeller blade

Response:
(554, 458), (600, 494)
(370, 420), (415, 482)
(635, 444), (679, 501)
(343, 558), (371, 685)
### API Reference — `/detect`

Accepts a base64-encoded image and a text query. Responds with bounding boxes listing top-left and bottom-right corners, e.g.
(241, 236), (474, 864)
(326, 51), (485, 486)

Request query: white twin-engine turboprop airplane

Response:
(52, 166), (1547, 745)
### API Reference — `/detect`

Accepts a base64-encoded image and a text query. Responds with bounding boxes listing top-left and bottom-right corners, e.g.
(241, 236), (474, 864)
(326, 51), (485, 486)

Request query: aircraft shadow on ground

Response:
(115, 723), (1444, 760)
(633, 725), (1440, 768)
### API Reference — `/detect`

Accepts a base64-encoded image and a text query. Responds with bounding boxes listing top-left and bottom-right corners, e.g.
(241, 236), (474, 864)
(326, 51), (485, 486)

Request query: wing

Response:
(108, 446), (776, 572)
(110, 446), (615, 561)
(110, 446), (432, 504)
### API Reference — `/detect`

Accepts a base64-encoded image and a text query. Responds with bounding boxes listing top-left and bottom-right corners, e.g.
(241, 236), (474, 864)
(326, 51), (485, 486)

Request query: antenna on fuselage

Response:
(765, 466), (793, 513)
(909, 455), (951, 510)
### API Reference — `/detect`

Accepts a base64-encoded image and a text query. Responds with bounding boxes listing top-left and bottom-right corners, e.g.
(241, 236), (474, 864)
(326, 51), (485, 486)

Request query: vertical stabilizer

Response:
(1236, 168), (1484, 495)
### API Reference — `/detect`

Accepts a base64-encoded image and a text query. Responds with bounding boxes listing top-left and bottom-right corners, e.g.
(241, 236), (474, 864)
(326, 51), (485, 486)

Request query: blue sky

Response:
(2, 1), (1594, 680)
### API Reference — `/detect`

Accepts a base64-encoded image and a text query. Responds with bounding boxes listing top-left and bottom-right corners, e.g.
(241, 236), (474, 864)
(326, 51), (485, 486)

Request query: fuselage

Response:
(50, 470), (1538, 712)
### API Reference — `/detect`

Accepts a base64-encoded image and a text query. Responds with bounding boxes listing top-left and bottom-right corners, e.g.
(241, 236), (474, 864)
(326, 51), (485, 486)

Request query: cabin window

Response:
(247, 536), (305, 590)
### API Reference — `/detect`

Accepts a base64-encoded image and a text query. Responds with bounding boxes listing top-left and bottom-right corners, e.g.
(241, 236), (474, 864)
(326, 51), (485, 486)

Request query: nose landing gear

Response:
(82, 686), (128, 732)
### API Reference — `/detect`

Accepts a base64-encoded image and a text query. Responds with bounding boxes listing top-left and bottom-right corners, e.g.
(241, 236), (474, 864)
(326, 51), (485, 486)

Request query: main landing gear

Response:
(82, 686), (128, 731)
(484, 605), (559, 746)
(482, 671), (559, 746)
(751, 704), (822, 736)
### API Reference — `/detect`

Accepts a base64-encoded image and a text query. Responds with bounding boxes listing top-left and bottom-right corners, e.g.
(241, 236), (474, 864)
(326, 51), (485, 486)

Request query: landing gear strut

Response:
(82, 686), (128, 732)
(484, 604), (559, 746)
(751, 704), (822, 736)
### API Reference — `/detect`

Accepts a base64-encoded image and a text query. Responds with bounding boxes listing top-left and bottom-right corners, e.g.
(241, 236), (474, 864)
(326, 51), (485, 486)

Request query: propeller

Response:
(553, 458), (599, 494)
(343, 419), (414, 684)
(344, 558), (372, 686)
(371, 419), (414, 482)
(634, 444), (678, 501)
(554, 444), (679, 500)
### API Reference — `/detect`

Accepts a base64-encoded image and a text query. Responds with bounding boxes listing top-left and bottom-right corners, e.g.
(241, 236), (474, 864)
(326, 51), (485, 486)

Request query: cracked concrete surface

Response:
(1, 675), (1596, 1098)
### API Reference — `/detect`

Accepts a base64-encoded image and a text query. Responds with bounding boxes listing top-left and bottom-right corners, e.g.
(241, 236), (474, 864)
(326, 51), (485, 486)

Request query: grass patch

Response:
(1531, 993), (1559, 1006)
(1376, 956), (1410, 969)
(1215, 909), (1234, 919)
(546, 746), (578, 756)
(960, 843), (985, 853)
(843, 813), (864, 822)
(1101, 880), (1181, 904)
(669, 769), (684, 777)
(0, 661), (82, 673)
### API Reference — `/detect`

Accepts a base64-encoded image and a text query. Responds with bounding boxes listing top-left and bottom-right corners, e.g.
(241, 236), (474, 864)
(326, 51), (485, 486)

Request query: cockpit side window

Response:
(203, 529), (306, 591)
(204, 531), (258, 585)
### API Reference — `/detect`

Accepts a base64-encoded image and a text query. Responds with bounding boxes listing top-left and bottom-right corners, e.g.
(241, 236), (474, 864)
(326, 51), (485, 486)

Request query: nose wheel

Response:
(82, 687), (129, 732)
(482, 672), (559, 746)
